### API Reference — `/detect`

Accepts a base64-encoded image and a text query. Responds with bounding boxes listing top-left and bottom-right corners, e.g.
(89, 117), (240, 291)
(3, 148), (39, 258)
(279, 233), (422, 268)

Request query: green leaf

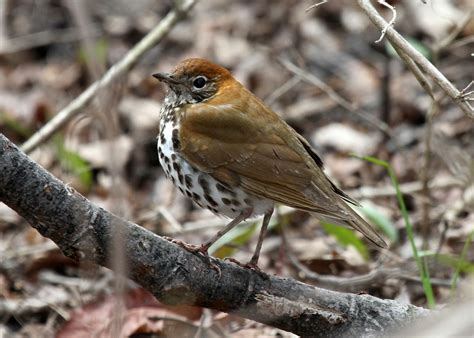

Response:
(210, 213), (281, 258)
(78, 38), (108, 66)
(440, 253), (474, 274)
(450, 230), (474, 298)
(53, 135), (93, 189)
(385, 37), (431, 61)
(417, 250), (474, 274)
(354, 153), (436, 308)
(0, 112), (32, 138)
(358, 202), (398, 243)
(211, 222), (258, 258)
(322, 222), (369, 260)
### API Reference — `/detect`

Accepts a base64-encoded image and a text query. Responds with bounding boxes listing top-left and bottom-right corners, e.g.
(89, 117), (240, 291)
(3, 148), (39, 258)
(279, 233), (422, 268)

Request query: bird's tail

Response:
(326, 205), (388, 248)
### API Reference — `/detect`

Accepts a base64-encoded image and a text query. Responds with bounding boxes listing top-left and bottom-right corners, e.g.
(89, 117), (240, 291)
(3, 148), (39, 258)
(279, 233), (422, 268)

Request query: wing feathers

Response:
(179, 100), (386, 248)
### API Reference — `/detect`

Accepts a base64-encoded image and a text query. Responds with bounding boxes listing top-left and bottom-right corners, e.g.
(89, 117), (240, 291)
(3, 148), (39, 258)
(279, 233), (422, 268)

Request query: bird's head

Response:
(153, 58), (233, 105)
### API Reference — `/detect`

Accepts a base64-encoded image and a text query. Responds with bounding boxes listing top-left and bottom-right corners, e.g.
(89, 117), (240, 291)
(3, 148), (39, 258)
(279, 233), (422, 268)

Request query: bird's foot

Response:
(163, 236), (208, 254)
(224, 257), (264, 274)
(163, 237), (221, 276)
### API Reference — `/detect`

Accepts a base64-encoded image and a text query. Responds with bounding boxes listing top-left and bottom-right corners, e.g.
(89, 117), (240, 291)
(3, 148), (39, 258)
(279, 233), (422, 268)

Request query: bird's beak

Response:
(152, 72), (181, 85)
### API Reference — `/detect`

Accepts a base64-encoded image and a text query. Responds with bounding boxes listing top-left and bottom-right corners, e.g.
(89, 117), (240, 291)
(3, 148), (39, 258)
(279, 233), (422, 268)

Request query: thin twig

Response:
(305, 0), (328, 12)
(391, 45), (435, 100)
(21, 0), (197, 154)
(0, 28), (99, 54)
(357, 0), (474, 118)
(279, 58), (392, 137)
(264, 75), (301, 106)
(432, 10), (474, 54)
(287, 251), (451, 291)
(374, 0), (397, 43)
(347, 176), (459, 199)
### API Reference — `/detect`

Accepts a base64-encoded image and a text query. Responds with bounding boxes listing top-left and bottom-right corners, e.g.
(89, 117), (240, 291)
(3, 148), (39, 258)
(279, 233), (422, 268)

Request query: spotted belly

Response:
(157, 121), (273, 219)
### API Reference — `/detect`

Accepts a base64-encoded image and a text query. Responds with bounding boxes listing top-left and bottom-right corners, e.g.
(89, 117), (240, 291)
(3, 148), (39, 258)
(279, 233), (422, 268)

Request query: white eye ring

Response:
(192, 76), (207, 89)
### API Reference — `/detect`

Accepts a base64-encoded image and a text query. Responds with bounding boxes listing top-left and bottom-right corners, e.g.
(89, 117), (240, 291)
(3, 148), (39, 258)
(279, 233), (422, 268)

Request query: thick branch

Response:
(20, 0), (197, 154)
(0, 134), (429, 337)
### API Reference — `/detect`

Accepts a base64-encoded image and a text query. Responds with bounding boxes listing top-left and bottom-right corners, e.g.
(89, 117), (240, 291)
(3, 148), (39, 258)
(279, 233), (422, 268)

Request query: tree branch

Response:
(0, 134), (429, 336)
(357, 0), (473, 118)
(20, 0), (197, 154)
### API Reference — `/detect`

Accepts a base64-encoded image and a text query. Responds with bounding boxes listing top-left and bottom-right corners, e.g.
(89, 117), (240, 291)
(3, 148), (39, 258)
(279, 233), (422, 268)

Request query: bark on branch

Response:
(0, 134), (429, 337)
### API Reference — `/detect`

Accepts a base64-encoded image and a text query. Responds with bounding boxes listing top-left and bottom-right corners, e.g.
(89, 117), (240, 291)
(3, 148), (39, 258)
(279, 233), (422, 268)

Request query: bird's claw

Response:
(224, 257), (263, 273)
(163, 236), (208, 254)
(163, 237), (221, 276)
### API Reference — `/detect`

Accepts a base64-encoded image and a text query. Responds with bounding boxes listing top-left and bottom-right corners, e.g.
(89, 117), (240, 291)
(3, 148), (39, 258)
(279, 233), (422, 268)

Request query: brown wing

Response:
(178, 101), (352, 220)
(296, 133), (360, 207)
(179, 98), (386, 248)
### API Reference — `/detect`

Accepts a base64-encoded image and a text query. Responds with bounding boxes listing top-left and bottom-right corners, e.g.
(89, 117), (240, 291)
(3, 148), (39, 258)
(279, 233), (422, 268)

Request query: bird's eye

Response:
(193, 76), (207, 89)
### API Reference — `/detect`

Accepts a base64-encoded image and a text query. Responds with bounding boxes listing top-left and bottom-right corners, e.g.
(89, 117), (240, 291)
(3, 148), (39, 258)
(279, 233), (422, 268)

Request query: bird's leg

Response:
(247, 208), (273, 269)
(200, 208), (253, 253)
(168, 208), (252, 255)
(226, 208), (274, 271)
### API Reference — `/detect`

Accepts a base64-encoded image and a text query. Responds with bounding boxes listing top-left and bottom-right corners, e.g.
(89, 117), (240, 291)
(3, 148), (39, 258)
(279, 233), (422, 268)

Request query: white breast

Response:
(157, 119), (273, 219)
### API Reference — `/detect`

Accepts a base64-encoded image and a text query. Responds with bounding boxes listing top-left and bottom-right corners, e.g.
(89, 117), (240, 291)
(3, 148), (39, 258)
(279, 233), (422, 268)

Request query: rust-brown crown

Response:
(171, 58), (232, 82)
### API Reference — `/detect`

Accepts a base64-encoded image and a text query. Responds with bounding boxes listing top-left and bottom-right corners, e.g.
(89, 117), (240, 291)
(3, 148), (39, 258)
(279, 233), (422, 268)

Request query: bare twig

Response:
(0, 28), (99, 54)
(346, 176), (459, 199)
(357, 0), (474, 118)
(287, 251), (451, 292)
(432, 10), (474, 54)
(264, 75), (301, 106)
(305, 0), (328, 12)
(391, 45), (435, 100)
(374, 0), (397, 43)
(20, 0), (197, 154)
(279, 58), (392, 137)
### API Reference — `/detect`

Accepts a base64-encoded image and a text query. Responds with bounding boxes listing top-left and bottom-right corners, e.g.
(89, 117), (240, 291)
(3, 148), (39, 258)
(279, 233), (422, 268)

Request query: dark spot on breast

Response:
(171, 154), (177, 161)
(172, 162), (180, 172)
(185, 189), (192, 197)
(172, 129), (180, 150)
(231, 199), (241, 207)
(221, 198), (231, 205)
(192, 192), (201, 200)
(231, 208), (236, 212)
(164, 156), (170, 164)
(244, 198), (253, 206)
(160, 132), (166, 144)
(209, 207), (218, 213)
(185, 175), (193, 188)
(170, 176), (175, 184)
(216, 183), (232, 194)
(198, 175), (210, 194)
(178, 187), (184, 194)
(158, 147), (164, 158)
(204, 194), (218, 207)
(178, 174), (184, 185)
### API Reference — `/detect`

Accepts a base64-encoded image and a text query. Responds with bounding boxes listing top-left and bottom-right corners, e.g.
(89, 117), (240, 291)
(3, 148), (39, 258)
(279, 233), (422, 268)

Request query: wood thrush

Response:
(153, 58), (386, 269)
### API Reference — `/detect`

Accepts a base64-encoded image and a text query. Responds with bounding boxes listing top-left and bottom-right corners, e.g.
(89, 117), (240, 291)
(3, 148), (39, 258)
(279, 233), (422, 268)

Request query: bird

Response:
(153, 58), (387, 269)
